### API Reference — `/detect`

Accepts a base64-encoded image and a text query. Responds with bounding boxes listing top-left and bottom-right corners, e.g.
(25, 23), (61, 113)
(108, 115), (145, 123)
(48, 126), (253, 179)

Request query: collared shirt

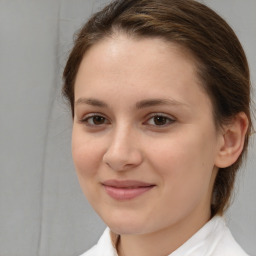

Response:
(80, 216), (249, 256)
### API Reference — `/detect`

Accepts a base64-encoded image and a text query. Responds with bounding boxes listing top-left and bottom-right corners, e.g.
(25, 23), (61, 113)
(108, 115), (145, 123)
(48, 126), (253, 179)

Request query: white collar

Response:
(88, 215), (248, 256)
(170, 215), (226, 256)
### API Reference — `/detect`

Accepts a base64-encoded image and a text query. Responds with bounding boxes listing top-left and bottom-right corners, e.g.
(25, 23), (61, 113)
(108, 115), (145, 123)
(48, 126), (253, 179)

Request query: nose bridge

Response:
(111, 123), (132, 151)
(103, 122), (142, 171)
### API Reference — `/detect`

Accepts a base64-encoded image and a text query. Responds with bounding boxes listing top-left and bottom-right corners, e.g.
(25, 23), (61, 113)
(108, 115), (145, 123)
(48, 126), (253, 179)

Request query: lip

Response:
(102, 179), (155, 200)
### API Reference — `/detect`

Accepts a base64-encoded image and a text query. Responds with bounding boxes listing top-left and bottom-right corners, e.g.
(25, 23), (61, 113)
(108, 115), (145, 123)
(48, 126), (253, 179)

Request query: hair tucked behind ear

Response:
(63, 0), (253, 216)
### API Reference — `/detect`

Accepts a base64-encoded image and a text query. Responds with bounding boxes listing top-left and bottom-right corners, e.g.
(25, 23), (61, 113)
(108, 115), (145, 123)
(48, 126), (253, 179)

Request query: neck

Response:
(116, 208), (211, 256)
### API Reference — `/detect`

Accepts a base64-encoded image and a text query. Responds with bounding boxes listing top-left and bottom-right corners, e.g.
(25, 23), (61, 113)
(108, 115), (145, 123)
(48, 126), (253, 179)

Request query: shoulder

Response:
(211, 218), (250, 256)
(172, 215), (250, 256)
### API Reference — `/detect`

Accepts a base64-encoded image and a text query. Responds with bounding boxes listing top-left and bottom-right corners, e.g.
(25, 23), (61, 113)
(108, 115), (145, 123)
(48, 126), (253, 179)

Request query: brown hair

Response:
(63, 0), (252, 216)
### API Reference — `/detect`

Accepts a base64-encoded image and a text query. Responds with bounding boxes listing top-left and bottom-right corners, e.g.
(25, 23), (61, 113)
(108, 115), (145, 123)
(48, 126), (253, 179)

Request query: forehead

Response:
(76, 34), (200, 84)
(82, 33), (199, 74)
(74, 33), (211, 113)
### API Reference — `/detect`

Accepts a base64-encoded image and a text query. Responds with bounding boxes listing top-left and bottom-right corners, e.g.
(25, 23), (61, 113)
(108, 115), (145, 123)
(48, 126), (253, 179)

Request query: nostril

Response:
(102, 134), (143, 171)
(103, 149), (143, 171)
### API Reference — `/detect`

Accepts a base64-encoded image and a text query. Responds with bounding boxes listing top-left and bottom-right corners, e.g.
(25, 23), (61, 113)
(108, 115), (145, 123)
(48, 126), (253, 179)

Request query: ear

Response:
(215, 112), (249, 168)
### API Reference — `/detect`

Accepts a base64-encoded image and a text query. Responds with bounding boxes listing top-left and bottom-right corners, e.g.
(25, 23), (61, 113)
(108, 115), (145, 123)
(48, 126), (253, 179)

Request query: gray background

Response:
(0, 0), (255, 255)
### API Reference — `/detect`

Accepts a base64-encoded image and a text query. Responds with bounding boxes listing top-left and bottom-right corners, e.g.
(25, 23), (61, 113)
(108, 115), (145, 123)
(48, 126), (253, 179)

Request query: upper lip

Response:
(102, 179), (155, 188)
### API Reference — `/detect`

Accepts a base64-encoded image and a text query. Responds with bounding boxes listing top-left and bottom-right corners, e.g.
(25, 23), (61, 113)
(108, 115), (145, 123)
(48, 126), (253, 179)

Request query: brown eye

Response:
(146, 114), (175, 127)
(91, 116), (106, 125)
(81, 114), (109, 126)
(153, 116), (168, 126)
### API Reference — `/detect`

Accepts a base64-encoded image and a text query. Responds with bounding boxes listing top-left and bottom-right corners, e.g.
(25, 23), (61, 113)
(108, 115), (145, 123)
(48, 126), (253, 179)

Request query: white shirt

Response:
(80, 216), (249, 256)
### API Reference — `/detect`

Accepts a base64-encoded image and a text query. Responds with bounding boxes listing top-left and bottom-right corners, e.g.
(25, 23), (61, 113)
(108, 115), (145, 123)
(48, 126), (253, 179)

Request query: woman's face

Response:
(72, 34), (223, 235)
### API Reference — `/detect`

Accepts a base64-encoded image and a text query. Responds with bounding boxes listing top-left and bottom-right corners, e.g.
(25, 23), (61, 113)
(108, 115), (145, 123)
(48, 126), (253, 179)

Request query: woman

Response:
(63, 0), (253, 255)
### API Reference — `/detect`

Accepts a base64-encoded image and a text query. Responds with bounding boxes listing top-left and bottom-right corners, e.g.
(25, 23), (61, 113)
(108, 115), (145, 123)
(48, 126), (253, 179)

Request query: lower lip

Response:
(103, 185), (154, 200)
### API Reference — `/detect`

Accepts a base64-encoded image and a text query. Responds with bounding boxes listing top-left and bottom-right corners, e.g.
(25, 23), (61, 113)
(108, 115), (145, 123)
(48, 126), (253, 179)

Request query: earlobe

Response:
(215, 112), (249, 168)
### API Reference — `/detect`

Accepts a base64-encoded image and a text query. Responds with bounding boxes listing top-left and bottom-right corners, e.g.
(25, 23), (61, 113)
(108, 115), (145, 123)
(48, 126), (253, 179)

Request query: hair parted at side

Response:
(63, 0), (253, 216)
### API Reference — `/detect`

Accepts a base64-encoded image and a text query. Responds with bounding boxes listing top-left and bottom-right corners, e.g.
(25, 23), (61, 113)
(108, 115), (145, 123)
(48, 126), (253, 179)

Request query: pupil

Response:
(154, 116), (166, 125)
(93, 116), (104, 124)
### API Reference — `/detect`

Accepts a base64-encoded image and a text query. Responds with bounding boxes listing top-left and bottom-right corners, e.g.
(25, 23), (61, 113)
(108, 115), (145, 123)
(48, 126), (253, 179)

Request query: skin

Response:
(72, 33), (247, 256)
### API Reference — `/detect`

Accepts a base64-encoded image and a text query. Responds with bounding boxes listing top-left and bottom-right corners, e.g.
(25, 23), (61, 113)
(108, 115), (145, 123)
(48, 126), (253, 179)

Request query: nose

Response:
(103, 127), (143, 171)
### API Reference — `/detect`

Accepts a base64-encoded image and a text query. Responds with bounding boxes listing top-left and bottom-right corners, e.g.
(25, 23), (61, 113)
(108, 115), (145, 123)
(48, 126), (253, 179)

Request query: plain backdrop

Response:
(0, 0), (255, 255)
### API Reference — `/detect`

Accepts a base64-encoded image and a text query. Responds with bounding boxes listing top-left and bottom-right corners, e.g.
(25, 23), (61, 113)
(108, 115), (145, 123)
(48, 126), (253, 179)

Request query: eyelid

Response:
(78, 112), (175, 128)
(144, 113), (176, 126)
(79, 113), (110, 126)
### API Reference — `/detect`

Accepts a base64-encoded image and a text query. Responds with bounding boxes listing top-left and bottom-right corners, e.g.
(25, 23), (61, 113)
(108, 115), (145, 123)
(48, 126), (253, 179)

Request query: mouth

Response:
(102, 180), (156, 200)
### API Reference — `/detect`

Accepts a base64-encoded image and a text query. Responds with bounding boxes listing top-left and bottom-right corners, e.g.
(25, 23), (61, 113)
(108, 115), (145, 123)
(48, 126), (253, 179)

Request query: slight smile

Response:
(102, 180), (156, 200)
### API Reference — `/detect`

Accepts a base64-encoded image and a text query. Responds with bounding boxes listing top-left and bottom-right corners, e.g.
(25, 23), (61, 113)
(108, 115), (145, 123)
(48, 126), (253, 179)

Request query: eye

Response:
(145, 114), (175, 127)
(80, 114), (109, 126)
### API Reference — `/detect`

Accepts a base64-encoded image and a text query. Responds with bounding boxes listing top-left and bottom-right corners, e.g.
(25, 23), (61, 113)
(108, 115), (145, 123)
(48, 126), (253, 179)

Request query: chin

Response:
(100, 211), (148, 235)
(109, 222), (145, 235)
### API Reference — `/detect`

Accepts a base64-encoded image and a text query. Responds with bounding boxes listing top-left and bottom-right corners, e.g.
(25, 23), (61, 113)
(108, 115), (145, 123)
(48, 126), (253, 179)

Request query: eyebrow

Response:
(75, 98), (108, 108)
(75, 97), (188, 109)
(135, 98), (188, 109)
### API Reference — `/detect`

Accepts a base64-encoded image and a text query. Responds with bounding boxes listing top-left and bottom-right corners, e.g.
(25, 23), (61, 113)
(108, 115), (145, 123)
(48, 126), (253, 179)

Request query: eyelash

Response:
(80, 113), (110, 127)
(145, 113), (175, 127)
(79, 113), (175, 128)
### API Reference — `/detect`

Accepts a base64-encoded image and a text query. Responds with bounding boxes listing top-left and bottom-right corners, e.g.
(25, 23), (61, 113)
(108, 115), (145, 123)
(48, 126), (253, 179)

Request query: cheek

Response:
(146, 129), (216, 197)
(71, 129), (106, 204)
(72, 129), (103, 178)
(146, 132), (207, 174)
